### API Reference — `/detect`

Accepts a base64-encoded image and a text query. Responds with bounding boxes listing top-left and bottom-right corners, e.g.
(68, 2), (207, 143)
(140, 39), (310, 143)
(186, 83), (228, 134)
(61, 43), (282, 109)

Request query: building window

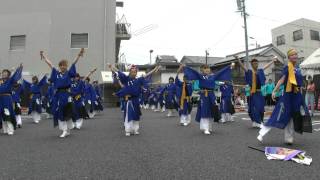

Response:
(276, 35), (285, 46)
(310, 30), (320, 41)
(10, 35), (26, 50)
(293, 30), (303, 41)
(71, 33), (88, 48)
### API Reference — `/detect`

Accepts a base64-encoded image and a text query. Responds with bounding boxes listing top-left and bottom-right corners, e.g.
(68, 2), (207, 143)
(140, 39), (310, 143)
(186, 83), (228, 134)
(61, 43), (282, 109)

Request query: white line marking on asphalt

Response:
(241, 118), (251, 121)
(235, 112), (248, 115)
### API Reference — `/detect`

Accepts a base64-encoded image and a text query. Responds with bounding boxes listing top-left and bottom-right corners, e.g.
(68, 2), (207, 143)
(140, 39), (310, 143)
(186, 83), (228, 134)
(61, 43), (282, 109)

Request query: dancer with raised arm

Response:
(23, 75), (47, 124)
(0, 64), (23, 135)
(109, 64), (160, 136)
(44, 79), (55, 119)
(84, 77), (98, 118)
(12, 81), (24, 128)
(257, 49), (310, 145)
(71, 69), (95, 129)
(176, 65), (193, 126)
(219, 81), (235, 123)
(93, 80), (104, 112)
(161, 77), (178, 117)
(155, 84), (165, 112)
(236, 56), (277, 128)
(40, 48), (85, 138)
(181, 63), (234, 135)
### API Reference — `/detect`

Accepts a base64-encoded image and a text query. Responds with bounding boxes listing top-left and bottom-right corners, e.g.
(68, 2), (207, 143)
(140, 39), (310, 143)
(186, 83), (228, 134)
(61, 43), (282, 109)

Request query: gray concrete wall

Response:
(0, 0), (116, 82)
(272, 18), (320, 62)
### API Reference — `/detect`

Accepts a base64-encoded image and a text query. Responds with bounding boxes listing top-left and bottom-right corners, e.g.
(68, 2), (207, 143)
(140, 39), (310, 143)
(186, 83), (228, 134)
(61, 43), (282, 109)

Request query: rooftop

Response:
(155, 55), (179, 65)
(215, 44), (286, 65)
(180, 56), (223, 65)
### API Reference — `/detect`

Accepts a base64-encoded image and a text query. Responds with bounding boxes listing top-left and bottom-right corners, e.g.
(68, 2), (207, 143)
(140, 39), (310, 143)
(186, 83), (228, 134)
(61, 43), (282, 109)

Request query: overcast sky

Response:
(117, 0), (320, 65)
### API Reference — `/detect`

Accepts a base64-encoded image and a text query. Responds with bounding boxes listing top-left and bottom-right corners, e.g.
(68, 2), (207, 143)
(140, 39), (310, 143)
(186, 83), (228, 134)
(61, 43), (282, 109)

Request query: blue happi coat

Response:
(23, 76), (47, 114)
(155, 86), (165, 108)
(0, 67), (22, 128)
(115, 71), (146, 122)
(245, 69), (266, 124)
(84, 83), (97, 113)
(220, 83), (234, 114)
(12, 83), (24, 115)
(265, 65), (308, 130)
(161, 82), (178, 110)
(142, 88), (151, 105)
(183, 65), (231, 122)
(44, 84), (55, 114)
(12, 84), (23, 104)
(71, 79), (88, 121)
(148, 90), (158, 106)
(93, 85), (104, 111)
(175, 76), (193, 116)
(50, 64), (76, 127)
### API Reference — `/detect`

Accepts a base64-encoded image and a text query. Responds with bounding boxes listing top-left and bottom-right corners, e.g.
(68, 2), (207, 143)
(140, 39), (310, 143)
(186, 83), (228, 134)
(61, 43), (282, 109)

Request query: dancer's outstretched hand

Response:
(40, 51), (44, 60)
(78, 48), (85, 57)
(272, 91), (276, 102)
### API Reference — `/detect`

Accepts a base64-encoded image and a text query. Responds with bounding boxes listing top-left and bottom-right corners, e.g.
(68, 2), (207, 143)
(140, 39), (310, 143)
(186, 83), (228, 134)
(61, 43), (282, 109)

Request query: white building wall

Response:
(161, 73), (184, 84)
(272, 18), (320, 62)
(0, 0), (116, 82)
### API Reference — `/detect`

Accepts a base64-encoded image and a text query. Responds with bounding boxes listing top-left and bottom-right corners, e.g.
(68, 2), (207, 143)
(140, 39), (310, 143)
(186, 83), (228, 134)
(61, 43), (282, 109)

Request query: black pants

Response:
(266, 94), (273, 106)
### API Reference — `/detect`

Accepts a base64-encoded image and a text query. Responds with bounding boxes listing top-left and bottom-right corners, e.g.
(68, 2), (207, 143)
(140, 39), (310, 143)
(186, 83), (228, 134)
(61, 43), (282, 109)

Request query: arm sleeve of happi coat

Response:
(245, 69), (252, 85)
(50, 68), (58, 83)
(117, 71), (128, 84)
(214, 65), (232, 82)
(183, 66), (201, 81)
(9, 67), (23, 84)
(39, 76), (48, 87)
(68, 63), (77, 78)
(282, 66), (288, 78)
(22, 79), (31, 89)
(115, 87), (130, 97)
(175, 76), (182, 87)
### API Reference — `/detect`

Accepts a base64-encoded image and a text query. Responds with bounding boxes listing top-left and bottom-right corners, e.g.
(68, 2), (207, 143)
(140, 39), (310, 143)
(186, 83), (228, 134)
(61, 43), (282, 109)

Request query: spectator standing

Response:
(265, 79), (275, 106)
(305, 76), (315, 116)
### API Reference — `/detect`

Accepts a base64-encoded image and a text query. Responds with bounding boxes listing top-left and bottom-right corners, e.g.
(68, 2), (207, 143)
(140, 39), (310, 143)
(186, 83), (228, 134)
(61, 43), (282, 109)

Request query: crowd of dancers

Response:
(0, 48), (313, 145)
(0, 48), (104, 137)
(110, 48), (312, 145)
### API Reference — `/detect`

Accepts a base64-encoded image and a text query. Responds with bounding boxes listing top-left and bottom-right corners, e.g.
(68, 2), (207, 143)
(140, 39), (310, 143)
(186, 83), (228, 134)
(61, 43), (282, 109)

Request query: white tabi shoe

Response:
(257, 135), (263, 143)
(134, 131), (140, 135)
(183, 123), (188, 126)
(59, 131), (68, 138)
(204, 130), (211, 135)
(252, 122), (261, 128)
(284, 139), (294, 145)
(34, 120), (39, 124)
(125, 132), (131, 137)
(8, 132), (14, 136)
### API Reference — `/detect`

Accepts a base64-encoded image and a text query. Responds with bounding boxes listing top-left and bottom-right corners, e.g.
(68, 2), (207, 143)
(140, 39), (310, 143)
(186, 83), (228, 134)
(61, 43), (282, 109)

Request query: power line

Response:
(210, 17), (241, 49)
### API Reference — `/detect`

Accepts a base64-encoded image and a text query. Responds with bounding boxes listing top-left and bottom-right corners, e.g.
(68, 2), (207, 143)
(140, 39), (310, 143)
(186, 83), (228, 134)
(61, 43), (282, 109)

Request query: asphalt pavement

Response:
(0, 108), (319, 180)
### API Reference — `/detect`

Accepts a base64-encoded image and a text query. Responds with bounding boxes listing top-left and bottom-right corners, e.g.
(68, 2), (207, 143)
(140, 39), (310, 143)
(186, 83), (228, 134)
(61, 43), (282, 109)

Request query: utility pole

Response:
(205, 50), (209, 65)
(149, 49), (153, 64)
(237, 0), (249, 68)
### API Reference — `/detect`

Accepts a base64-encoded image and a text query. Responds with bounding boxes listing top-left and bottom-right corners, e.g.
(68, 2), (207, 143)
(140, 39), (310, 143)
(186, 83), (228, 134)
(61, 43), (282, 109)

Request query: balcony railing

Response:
(116, 14), (131, 40)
